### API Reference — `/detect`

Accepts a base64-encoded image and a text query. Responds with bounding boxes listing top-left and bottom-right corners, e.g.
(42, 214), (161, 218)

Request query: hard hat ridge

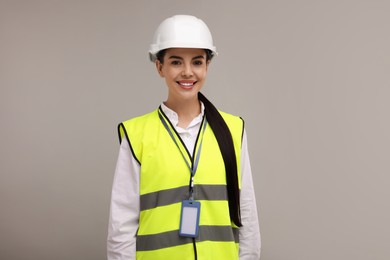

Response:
(149, 15), (217, 62)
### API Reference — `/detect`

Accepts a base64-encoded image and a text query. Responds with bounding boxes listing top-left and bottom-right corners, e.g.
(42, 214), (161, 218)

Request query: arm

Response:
(239, 130), (261, 259)
(107, 138), (140, 260)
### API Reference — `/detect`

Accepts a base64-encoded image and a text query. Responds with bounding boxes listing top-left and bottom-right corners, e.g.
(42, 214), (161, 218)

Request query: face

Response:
(156, 48), (209, 105)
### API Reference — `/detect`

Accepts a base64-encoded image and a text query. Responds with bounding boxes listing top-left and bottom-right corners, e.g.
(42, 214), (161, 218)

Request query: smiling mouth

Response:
(177, 81), (197, 88)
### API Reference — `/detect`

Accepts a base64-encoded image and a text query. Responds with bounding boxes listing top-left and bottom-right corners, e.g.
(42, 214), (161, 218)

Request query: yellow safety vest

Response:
(118, 107), (244, 260)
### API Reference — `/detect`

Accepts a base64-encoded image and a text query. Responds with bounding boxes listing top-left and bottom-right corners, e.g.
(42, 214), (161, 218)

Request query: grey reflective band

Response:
(137, 225), (239, 251)
(158, 110), (208, 200)
(140, 184), (228, 211)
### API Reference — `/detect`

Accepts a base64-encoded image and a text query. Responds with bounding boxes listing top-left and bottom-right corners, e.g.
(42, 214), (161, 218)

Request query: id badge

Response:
(179, 200), (201, 238)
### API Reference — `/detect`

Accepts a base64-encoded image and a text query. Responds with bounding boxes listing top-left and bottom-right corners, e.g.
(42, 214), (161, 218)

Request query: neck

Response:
(164, 98), (201, 128)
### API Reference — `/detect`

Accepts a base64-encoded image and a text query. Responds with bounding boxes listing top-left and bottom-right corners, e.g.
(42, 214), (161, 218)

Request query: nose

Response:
(181, 62), (193, 77)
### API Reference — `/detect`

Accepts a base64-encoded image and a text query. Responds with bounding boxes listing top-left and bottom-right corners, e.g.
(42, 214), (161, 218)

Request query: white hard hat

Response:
(149, 15), (217, 62)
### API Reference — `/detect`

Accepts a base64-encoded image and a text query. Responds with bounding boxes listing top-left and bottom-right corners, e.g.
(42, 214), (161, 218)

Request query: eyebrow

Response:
(168, 55), (205, 60)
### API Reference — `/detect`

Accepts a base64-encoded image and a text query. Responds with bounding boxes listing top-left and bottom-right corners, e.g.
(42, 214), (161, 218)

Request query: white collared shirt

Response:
(107, 103), (261, 259)
(159, 102), (205, 156)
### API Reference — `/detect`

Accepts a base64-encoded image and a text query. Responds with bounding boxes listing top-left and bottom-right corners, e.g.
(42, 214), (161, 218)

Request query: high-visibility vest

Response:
(118, 107), (244, 260)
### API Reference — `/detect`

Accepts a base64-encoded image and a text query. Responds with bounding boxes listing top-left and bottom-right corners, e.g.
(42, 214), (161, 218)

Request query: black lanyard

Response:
(158, 111), (208, 200)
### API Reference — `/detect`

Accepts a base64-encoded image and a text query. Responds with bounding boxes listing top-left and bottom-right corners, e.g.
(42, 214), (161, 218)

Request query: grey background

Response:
(1, 0), (389, 259)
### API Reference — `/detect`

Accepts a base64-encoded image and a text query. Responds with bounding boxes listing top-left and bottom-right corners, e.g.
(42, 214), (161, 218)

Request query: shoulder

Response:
(217, 110), (245, 142)
(117, 109), (159, 144)
(121, 109), (159, 127)
(218, 110), (244, 127)
(117, 109), (160, 164)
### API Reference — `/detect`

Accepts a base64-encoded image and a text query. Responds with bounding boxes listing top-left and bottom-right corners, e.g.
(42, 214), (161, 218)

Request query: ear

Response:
(155, 60), (164, 77)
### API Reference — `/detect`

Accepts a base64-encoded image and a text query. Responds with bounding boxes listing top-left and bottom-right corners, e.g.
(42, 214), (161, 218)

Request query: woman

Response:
(107, 15), (260, 260)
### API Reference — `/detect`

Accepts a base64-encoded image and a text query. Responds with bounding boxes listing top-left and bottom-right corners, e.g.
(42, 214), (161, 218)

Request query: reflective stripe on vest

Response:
(118, 107), (244, 260)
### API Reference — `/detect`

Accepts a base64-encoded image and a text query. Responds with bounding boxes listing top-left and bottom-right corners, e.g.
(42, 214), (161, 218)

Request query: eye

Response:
(171, 60), (181, 65)
(193, 60), (204, 66)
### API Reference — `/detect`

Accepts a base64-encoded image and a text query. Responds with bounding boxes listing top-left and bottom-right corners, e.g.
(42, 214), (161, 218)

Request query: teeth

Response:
(180, 82), (194, 86)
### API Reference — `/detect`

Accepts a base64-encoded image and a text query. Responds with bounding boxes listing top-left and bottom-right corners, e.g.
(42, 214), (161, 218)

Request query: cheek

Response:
(163, 68), (179, 79)
(164, 71), (178, 85)
(166, 71), (176, 81)
(197, 69), (208, 79)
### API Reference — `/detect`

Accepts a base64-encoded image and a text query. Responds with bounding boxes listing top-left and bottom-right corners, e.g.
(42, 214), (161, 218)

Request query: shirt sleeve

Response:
(107, 138), (140, 260)
(239, 130), (261, 259)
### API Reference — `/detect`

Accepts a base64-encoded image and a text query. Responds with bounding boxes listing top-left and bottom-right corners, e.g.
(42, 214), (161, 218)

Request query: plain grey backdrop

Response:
(1, 0), (389, 259)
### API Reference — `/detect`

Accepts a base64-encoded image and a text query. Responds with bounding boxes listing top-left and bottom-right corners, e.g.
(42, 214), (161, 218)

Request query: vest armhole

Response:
(239, 117), (245, 145)
(117, 123), (141, 165)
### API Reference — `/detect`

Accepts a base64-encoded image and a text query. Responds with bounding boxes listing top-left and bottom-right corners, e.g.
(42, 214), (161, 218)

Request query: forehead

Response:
(164, 48), (206, 58)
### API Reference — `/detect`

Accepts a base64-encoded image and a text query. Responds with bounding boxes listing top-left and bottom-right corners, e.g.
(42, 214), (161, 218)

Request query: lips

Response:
(177, 80), (197, 89)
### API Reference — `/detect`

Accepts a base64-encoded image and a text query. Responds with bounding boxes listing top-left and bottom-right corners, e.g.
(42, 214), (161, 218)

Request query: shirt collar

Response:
(160, 102), (205, 129)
